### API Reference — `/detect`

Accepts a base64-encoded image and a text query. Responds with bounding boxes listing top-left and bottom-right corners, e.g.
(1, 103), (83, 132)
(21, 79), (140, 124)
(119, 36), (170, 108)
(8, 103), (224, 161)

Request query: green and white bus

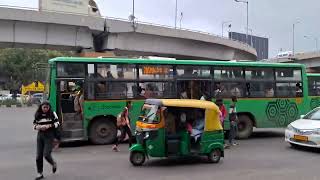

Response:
(46, 57), (310, 144)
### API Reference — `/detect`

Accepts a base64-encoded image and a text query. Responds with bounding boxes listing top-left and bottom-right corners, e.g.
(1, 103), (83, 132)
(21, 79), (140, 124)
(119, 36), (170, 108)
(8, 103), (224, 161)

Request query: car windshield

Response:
(304, 108), (320, 120)
(140, 104), (160, 123)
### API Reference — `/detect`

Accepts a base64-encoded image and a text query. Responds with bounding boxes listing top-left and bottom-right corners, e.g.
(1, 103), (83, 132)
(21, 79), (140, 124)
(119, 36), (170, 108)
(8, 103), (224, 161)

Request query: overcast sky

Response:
(1, 0), (320, 58)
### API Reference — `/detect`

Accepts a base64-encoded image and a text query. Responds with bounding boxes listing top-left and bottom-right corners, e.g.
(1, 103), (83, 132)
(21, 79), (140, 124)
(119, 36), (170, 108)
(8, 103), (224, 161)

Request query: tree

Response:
(0, 48), (73, 90)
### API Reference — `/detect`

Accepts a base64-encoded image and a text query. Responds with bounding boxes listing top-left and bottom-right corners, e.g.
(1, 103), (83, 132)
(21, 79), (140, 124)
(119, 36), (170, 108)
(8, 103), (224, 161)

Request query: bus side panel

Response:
(82, 100), (145, 133)
(224, 98), (307, 129)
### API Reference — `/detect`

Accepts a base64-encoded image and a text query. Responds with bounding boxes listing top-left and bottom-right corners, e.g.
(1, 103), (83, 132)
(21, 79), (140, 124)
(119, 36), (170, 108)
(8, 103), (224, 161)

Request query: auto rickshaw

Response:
(129, 99), (224, 166)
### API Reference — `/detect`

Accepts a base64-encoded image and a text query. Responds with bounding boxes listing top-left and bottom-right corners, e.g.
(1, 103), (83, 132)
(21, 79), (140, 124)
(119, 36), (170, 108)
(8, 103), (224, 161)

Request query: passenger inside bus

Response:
(214, 82), (228, 98)
(265, 85), (275, 97)
(230, 85), (241, 97)
(180, 88), (189, 99)
(296, 83), (303, 97)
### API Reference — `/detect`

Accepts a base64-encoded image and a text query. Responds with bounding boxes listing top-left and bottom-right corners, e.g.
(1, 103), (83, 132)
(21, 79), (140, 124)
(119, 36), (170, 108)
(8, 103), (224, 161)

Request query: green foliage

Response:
(0, 48), (74, 90)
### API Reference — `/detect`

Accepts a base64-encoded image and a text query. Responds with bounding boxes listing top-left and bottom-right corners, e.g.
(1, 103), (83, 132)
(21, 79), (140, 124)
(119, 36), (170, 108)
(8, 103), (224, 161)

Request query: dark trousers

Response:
(115, 125), (132, 147)
(36, 132), (56, 174)
(228, 122), (238, 144)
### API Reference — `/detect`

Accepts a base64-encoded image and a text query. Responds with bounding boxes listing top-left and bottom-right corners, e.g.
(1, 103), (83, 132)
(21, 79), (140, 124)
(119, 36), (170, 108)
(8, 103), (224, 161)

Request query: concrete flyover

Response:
(0, 6), (257, 60)
(264, 51), (320, 72)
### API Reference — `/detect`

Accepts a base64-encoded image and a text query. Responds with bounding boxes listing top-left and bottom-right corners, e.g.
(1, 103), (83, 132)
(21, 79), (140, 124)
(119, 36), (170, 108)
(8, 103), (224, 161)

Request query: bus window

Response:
(214, 67), (244, 80)
(57, 63), (85, 77)
(96, 64), (137, 79)
(246, 82), (275, 98)
(138, 82), (176, 98)
(177, 80), (211, 99)
(308, 77), (320, 96)
(245, 68), (274, 80)
(176, 66), (211, 78)
(276, 69), (302, 81)
(214, 82), (245, 98)
(276, 82), (298, 97)
(95, 81), (126, 99)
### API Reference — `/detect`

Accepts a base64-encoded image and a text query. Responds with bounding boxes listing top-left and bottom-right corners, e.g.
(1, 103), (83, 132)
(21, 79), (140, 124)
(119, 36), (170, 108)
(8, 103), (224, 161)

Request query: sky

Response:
(1, 0), (320, 58)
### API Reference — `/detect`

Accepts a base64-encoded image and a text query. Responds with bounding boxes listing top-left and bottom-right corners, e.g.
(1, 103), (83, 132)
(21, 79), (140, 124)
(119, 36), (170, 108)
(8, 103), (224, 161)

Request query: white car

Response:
(285, 107), (320, 148)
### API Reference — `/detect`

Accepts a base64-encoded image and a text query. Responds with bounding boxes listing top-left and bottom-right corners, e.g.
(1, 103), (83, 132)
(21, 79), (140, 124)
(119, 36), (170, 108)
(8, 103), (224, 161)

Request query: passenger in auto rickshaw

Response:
(191, 110), (205, 142)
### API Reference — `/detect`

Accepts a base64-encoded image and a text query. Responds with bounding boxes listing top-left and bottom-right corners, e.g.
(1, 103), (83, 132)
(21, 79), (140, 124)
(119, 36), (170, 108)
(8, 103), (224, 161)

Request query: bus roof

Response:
(145, 99), (219, 110)
(49, 57), (305, 68)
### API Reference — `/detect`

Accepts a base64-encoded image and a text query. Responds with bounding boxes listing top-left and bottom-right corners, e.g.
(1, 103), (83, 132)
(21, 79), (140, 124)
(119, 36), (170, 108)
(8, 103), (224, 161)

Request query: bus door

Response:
(56, 79), (85, 141)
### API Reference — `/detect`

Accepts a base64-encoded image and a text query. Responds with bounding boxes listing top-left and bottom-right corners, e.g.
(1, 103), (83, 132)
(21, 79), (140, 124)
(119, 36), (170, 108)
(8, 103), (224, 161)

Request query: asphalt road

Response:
(0, 107), (319, 180)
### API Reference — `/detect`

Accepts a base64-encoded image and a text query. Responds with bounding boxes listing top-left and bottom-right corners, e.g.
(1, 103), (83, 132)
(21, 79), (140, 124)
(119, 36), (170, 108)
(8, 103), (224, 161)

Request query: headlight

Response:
(312, 129), (320, 135)
(144, 132), (150, 139)
(287, 124), (294, 131)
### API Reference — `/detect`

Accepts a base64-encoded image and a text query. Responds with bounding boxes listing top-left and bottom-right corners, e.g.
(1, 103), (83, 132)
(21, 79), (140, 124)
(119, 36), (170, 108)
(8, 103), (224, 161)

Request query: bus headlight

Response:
(144, 132), (150, 139)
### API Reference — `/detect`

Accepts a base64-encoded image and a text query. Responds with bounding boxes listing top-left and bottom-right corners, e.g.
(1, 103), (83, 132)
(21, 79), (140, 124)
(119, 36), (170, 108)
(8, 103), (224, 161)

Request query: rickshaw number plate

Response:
(294, 135), (308, 141)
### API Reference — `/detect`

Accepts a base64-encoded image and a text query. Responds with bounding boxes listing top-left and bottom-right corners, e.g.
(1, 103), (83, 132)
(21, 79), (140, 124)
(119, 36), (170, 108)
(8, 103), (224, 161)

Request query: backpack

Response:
(116, 108), (128, 127)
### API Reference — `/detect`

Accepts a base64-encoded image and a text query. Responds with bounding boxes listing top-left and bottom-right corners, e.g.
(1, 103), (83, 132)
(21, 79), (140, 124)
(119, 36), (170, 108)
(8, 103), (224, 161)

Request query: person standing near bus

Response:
(215, 98), (227, 129)
(228, 96), (239, 146)
(33, 101), (59, 180)
(112, 101), (133, 152)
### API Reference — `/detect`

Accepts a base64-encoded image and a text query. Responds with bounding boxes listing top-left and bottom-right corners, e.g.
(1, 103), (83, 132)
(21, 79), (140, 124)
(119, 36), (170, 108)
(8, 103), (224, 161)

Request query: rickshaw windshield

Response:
(140, 104), (160, 123)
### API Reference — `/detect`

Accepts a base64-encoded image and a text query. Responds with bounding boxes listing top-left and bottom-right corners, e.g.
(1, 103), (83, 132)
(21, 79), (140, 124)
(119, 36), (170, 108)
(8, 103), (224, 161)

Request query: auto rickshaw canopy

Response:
(145, 99), (223, 132)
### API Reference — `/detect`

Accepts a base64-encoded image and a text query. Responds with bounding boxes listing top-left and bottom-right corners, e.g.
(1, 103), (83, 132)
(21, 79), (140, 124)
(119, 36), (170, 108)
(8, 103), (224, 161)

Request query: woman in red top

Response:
(112, 101), (133, 152)
(215, 98), (227, 129)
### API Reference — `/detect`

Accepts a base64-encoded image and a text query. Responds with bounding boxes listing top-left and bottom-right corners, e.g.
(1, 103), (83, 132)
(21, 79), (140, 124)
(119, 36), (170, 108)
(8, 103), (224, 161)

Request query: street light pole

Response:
(293, 21), (300, 55)
(175, 0), (178, 29)
(235, 0), (249, 44)
(133, 0), (135, 19)
(246, 27), (253, 46)
(179, 12), (183, 29)
(304, 35), (318, 51)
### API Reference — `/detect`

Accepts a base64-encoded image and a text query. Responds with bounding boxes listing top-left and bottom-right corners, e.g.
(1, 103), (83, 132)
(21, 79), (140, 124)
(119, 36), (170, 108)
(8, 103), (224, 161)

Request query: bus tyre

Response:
(89, 119), (117, 145)
(208, 149), (221, 163)
(130, 151), (146, 166)
(237, 115), (253, 139)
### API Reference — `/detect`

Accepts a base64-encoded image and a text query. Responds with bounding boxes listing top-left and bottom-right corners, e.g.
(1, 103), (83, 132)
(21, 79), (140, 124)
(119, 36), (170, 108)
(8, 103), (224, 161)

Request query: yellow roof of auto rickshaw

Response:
(144, 99), (222, 131)
(145, 99), (219, 110)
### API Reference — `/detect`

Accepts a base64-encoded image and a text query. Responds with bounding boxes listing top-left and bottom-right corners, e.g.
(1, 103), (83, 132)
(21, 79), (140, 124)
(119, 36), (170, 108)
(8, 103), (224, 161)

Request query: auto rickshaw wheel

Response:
(130, 151), (146, 166)
(208, 149), (221, 163)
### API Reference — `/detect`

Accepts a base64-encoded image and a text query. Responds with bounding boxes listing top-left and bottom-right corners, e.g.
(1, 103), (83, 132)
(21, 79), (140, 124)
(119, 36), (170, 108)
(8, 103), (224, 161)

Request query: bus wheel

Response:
(89, 119), (117, 145)
(208, 149), (221, 163)
(236, 115), (253, 139)
(130, 151), (146, 166)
